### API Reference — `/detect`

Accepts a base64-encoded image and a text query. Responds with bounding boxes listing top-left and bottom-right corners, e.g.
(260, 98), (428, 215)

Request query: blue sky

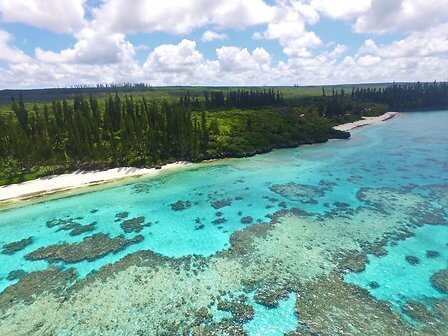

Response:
(0, 0), (447, 88)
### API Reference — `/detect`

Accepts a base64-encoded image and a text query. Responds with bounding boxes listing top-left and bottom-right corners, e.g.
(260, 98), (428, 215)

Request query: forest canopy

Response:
(0, 82), (446, 185)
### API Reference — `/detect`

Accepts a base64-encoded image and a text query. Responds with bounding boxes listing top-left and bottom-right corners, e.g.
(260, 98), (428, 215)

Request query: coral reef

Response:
(170, 201), (191, 211)
(1, 237), (33, 255)
(211, 199), (232, 209)
(25, 233), (143, 263)
(120, 217), (149, 233)
(431, 269), (448, 294)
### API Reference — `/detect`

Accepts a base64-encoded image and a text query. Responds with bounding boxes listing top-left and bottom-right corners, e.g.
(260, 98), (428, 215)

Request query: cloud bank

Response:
(0, 0), (447, 88)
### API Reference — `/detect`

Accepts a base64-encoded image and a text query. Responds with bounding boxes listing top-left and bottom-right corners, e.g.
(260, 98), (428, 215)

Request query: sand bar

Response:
(333, 112), (400, 132)
(0, 162), (190, 204)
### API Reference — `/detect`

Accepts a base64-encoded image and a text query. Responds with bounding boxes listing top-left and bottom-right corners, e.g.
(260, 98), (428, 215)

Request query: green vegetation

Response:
(0, 82), (446, 185)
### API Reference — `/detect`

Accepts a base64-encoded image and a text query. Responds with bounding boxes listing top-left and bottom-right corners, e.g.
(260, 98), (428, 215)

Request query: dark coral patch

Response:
(369, 281), (380, 289)
(0, 267), (77, 311)
(57, 222), (97, 236)
(334, 202), (350, 208)
(7, 269), (28, 281)
(212, 218), (227, 225)
(194, 307), (213, 325)
(402, 301), (432, 321)
(405, 255), (420, 265)
(170, 201), (192, 211)
(430, 269), (448, 294)
(426, 250), (440, 258)
(120, 217), (149, 233)
(25, 233), (143, 263)
(115, 212), (129, 221)
(278, 201), (287, 209)
(211, 199), (232, 209)
(46, 218), (79, 228)
(335, 250), (368, 273)
(69, 222), (96, 236)
(240, 216), (253, 225)
(1, 237), (33, 255)
(253, 287), (289, 308)
(217, 298), (254, 323)
(195, 224), (205, 230)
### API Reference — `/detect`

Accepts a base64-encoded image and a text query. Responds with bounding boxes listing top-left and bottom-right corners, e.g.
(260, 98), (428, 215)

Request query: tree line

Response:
(179, 88), (284, 109)
(319, 82), (448, 117)
(0, 83), (153, 104)
(351, 82), (448, 110)
(1, 95), (212, 178)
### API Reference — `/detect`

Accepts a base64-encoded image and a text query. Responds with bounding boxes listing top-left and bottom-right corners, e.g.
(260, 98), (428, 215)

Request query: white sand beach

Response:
(333, 112), (400, 132)
(0, 162), (190, 204)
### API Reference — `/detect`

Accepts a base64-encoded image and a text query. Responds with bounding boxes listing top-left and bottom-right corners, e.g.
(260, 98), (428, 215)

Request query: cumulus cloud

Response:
(311, 0), (371, 20)
(92, 0), (275, 35)
(0, 0), (86, 33)
(327, 44), (347, 58)
(353, 0), (448, 34)
(0, 30), (31, 63)
(254, 9), (322, 58)
(35, 28), (135, 65)
(201, 30), (229, 42)
(357, 55), (381, 66)
(312, 0), (448, 35)
(144, 39), (205, 73)
(0, 0), (447, 88)
(357, 24), (448, 58)
(217, 46), (271, 72)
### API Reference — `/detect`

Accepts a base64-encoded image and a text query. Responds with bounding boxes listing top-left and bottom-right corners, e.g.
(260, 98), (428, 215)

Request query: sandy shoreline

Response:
(333, 112), (400, 132)
(0, 112), (400, 205)
(0, 162), (190, 205)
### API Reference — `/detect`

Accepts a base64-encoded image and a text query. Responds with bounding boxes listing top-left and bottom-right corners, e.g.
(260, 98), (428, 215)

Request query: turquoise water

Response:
(0, 111), (447, 333)
(245, 293), (298, 335)
(345, 224), (448, 311)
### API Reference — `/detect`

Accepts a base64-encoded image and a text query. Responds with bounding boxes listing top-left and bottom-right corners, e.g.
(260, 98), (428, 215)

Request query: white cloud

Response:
(252, 47), (271, 65)
(357, 39), (378, 55)
(254, 9), (322, 58)
(0, 30), (31, 63)
(0, 0), (447, 88)
(0, 0), (86, 33)
(357, 55), (381, 66)
(201, 30), (229, 42)
(143, 39), (219, 85)
(217, 46), (271, 72)
(144, 39), (205, 73)
(311, 0), (371, 19)
(35, 28), (135, 65)
(357, 24), (448, 58)
(290, 1), (320, 25)
(354, 0), (448, 34)
(328, 44), (347, 58)
(312, 0), (448, 35)
(92, 0), (275, 35)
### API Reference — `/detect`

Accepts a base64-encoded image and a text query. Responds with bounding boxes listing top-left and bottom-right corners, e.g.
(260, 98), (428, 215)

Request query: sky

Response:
(0, 0), (447, 88)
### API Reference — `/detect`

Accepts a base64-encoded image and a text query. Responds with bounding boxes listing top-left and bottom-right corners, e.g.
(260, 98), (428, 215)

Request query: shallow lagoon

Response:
(0, 111), (447, 335)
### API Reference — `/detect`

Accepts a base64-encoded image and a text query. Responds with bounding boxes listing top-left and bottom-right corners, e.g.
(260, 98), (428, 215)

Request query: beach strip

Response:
(333, 112), (400, 132)
(0, 162), (190, 204)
